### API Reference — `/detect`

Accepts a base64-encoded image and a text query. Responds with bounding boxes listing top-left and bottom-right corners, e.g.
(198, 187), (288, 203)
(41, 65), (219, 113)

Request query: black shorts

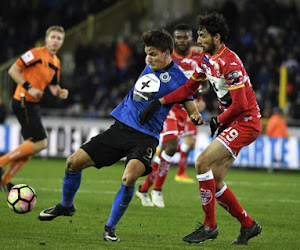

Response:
(81, 121), (159, 176)
(12, 98), (47, 142)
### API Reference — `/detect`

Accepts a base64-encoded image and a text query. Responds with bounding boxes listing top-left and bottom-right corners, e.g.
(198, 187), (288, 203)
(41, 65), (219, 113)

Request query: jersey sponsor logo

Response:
(159, 72), (171, 83)
(133, 74), (160, 101)
(228, 70), (240, 80)
(200, 188), (213, 205)
(21, 51), (35, 63)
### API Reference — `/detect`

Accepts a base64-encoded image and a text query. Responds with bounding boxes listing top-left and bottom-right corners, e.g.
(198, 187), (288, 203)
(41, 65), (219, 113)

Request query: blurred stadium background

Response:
(0, 0), (300, 170)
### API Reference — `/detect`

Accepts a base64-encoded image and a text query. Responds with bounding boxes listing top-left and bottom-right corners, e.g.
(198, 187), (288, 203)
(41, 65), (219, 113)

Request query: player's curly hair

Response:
(195, 12), (229, 43)
(141, 29), (174, 53)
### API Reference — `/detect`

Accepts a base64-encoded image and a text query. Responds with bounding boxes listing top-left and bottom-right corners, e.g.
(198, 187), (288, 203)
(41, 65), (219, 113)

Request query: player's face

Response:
(145, 46), (171, 71)
(197, 29), (215, 54)
(173, 30), (192, 55)
(45, 31), (64, 55)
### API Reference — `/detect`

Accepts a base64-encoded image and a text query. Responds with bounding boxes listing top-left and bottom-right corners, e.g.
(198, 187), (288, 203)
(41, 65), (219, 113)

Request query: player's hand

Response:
(58, 88), (69, 99)
(210, 116), (220, 137)
(139, 99), (161, 125)
(190, 112), (207, 125)
(28, 87), (44, 99)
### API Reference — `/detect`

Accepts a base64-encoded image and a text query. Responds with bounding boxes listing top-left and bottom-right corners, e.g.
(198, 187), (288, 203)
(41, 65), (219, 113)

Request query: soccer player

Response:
(0, 26), (68, 191)
(136, 24), (207, 208)
(139, 12), (262, 245)
(38, 29), (205, 242)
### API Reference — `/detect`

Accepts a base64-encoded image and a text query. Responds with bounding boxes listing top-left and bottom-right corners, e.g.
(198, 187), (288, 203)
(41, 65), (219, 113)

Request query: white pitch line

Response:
(38, 187), (116, 195)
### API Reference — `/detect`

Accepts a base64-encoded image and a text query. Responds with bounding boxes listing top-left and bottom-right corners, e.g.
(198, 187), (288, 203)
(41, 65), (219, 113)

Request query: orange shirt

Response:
(13, 46), (61, 102)
(265, 113), (288, 138)
(115, 42), (132, 70)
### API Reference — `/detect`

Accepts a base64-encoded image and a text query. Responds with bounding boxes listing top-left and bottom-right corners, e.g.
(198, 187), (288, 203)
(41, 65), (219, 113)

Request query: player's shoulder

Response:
(169, 62), (187, 78)
(222, 46), (242, 65)
(20, 47), (44, 64)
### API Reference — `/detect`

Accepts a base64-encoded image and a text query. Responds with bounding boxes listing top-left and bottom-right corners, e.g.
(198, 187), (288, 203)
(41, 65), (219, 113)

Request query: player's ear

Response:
(164, 49), (171, 56)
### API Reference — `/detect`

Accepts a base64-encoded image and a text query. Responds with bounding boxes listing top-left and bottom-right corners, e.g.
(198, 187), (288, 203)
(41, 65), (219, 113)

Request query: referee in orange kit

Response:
(0, 26), (68, 190)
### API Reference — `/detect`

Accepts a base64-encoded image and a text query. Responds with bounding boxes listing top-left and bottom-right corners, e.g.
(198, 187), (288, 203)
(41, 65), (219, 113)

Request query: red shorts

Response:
(216, 116), (262, 158)
(160, 108), (187, 144)
(183, 117), (198, 137)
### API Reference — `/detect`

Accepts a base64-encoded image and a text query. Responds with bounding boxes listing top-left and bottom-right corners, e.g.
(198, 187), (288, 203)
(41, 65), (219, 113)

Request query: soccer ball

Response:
(7, 184), (37, 214)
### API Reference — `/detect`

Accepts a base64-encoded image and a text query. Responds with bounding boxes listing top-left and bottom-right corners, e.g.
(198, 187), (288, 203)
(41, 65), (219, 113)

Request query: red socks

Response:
(154, 151), (173, 190)
(216, 184), (253, 228)
(197, 170), (216, 229)
(139, 156), (160, 192)
(177, 143), (190, 175)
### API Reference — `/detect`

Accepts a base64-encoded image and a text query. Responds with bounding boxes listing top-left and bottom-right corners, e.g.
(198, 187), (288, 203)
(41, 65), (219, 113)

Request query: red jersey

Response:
(164, 45), (261, 124)
(171, 50), (203, 111)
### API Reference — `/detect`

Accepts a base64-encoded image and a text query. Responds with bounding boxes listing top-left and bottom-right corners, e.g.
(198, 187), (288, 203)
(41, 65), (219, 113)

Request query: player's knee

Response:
(122, 174), (138, 186)
(33, 139), (48, 153)
(66, 154), (81, 172)
(164, 142), (177, 156)
(195, 154), (211, 173)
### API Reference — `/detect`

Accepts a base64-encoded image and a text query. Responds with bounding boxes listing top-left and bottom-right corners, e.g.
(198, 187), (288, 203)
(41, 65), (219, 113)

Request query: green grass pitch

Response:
(0, 158), (299, 249)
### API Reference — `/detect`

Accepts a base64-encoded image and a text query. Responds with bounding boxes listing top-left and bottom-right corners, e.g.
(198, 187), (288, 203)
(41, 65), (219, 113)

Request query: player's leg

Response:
(0, 141), (35, 168)
(136, 144), (165, 206)
(0, 156), (30, 190)
(183, 139), (231, 243)
(151, 138), (177, 208)
(1, 139), (47, 190)
(175, 134), (195, 182)
(175, 112), (196, 182)
(104, 159), (145, 242)
(214, 122), (262, 245)
(104, 130), (158, 242)
(38, 148), (94, 221)
(138, 144), (165, 193)
(1, 100), (48, 189)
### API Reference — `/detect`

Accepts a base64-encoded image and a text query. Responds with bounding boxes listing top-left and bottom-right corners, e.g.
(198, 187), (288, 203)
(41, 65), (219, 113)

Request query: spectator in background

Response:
(265, 107), (288, 165)
(115, 36), (133, 79)
(266, 107), (288, 138)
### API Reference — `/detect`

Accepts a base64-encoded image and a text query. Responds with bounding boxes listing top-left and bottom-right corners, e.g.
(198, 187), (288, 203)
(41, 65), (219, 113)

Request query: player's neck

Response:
(173, 49), (191, 58)
(211, 43), (224, 55)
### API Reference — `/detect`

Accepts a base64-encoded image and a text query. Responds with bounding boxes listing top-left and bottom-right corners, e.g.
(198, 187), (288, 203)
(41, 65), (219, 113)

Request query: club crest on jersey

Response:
(133, 73), (160, 102)
(159, 72), (171, 83)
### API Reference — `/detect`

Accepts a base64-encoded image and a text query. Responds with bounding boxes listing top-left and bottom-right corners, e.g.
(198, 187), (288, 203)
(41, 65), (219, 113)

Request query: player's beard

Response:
(207, 39), (217, 54)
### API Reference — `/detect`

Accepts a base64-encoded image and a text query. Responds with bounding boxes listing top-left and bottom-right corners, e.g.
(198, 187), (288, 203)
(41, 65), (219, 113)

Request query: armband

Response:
(22, 82), (32, 90)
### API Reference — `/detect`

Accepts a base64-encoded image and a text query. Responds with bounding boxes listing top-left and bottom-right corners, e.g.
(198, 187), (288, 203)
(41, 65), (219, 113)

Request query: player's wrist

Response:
(22, 81), (32, 90)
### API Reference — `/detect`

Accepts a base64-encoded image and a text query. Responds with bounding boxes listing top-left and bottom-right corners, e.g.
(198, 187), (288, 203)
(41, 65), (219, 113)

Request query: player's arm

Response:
(48, 67), (68, 99)
(217, 70), (248, 125)
(183, 100), (207, 125)
(139, 71), (205, 125)
(8, 62), (43, 99)
(49, 84), (69, 99)
(160, 72), (205, 105)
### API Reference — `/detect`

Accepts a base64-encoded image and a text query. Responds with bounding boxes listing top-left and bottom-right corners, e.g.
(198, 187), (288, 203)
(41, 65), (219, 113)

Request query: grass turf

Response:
(0, 158), (299, 249)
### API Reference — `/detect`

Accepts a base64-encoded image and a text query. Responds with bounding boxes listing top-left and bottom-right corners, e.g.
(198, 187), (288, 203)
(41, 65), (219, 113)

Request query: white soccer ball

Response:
(7, 184), (37, 214)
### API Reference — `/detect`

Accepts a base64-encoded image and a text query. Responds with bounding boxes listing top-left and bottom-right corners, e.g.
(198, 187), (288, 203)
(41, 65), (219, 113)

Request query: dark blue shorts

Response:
(80, 121), (159, 176)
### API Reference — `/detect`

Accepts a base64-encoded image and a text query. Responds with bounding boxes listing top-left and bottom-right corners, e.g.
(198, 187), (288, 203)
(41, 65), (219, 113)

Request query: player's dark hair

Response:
(196, 12), (229, 43)
(141, 29), (174, 53)
(174, 24), (192, 32)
